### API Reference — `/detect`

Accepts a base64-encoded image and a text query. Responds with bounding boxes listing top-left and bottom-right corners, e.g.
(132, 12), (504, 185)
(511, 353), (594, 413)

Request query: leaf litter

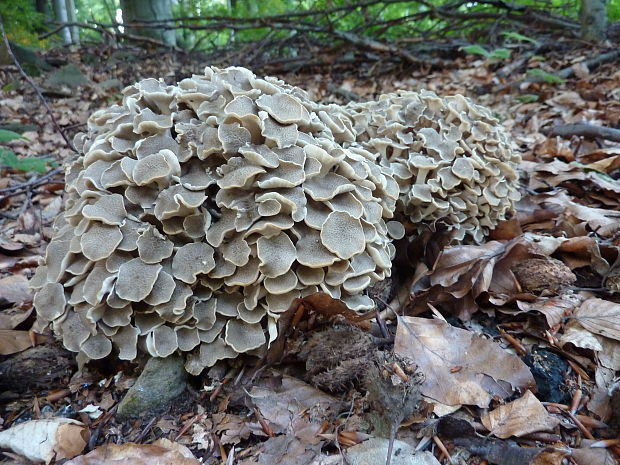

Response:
(1, 42), (620, 465)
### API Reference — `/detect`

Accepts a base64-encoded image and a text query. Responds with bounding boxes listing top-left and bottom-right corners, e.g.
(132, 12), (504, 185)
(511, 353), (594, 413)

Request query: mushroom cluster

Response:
(339, 91), (521, 242)
(31, 67), (521, 374)
(30, 66), (403, 374)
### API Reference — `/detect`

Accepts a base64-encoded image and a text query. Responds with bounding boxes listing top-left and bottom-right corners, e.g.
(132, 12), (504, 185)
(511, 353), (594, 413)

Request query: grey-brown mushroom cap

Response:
(33, 282), (66, 322)
(116, 258), (162, 302)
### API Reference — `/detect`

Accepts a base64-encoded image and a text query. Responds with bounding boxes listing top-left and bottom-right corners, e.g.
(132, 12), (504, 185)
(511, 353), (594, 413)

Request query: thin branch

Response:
(545, 123), (620, 143)
(0, 19), (78, 154)
(0, 167), (64, 202)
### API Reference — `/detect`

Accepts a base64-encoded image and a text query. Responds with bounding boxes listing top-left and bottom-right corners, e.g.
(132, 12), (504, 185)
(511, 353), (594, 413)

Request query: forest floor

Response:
(0, 40), (620, 465)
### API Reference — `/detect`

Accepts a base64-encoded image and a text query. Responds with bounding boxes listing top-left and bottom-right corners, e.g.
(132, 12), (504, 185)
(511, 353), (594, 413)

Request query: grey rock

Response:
(345, 438), (440, 465)
(117, 354), (188, 420)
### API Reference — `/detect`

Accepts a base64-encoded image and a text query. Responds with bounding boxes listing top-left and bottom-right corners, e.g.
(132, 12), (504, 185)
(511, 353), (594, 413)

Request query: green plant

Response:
(462, 44), (511, 61)
(0, 129), (57, 173)
(516, 94), (539, 103)
(527, 68), (565, 84)
(501, 31), (540, 46)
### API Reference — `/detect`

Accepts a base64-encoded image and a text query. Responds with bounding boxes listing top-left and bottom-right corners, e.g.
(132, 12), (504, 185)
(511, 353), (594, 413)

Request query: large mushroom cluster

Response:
(339, 91), (521, 242)
(31, 67), (520, 374)
(30, 66), (405, 374)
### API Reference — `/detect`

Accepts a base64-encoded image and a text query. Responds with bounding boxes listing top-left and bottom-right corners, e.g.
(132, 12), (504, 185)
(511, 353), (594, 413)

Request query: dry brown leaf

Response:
(560, 320), (604, 351)
(411, 235), (563, 319)
(0, 306), (33, 330)
(598, 336), (620, 371)
(481, 390), (560, 438)
(65, 442), (201, 465)
(574, 298), (620, 342)
(411, 239), (529, 319)
(0, 329), (35, 355)
(254, 435), (323, 465)
(212, 413), (252, 445)
(571, 445), (616, 465)
(0, 275), (32, 305)
(394, 317), (536, 407)
(516, 295), (579, 328)
(248, 371), (340, 441)
(0, 418), (88, 464)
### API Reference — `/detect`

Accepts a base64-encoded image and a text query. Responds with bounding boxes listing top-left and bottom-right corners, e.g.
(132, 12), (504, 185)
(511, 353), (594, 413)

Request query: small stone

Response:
(117, 354), (188, 420)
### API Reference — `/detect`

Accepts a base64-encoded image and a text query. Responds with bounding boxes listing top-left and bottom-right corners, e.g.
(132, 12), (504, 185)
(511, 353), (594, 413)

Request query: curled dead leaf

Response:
(481, 390), (560, 438)
(394, 317), (536, 407)
(0, 418), (88, 464)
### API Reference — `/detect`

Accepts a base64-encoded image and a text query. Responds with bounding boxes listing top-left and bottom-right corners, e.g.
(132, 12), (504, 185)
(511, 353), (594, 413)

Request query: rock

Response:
(46, 63), (91, 88)
(117, 354), (188, 420)
(345, 437), (440, 465)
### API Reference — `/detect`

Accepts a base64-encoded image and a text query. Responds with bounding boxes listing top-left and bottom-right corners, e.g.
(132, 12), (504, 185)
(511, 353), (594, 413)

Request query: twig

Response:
(0, 20), (78, 154)
(0, 167), (64, 202)
(135, 416), (158, 443)
(545, 123), (620, 143)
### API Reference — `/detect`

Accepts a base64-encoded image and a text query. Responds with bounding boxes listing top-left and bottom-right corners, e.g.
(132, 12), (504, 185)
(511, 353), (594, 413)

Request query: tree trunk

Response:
(580, 0), (608, 41)
(53, 0), (72, 44)
(120, 0), (177, 47)
(65, 0), (79, 44)
(35, 0), (53, 20)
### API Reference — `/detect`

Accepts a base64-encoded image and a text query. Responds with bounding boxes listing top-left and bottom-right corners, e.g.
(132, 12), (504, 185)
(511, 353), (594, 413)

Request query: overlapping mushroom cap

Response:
(340, 90), (521, 242)
(31, 66), (400, 375)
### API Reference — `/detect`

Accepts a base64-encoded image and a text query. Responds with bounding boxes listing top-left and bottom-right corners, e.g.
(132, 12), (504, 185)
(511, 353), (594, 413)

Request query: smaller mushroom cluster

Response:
(339, 91), (521, 242)
(31, 66), (401, 375)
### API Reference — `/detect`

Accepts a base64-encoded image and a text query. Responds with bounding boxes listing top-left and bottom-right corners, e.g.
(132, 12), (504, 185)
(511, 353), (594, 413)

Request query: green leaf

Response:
(516, 94), (539, 103)
(462, 45), (490, 57)
(489, 48), (511, 60)
(0, 149), (57, 173)
(527, 69), (565, 84)
(0, 129), (27, 142)
(501, 31), (540, 46)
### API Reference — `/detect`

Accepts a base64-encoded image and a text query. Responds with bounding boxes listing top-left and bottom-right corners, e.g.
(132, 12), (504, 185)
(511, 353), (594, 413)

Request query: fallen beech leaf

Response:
(0, 306), (33, 330)
(394, 317), (536, 407)
(248, 370), (341, 443)
(0, 329), (35, 355)
(0, 418), (88, 464)
(574, 298), (620, 342)
(256, 435), (323, 465)
(65, 442), (201, 465)
(571, 445), (616, 465)
(481, 390), (560, 438)
(516, 295), (579, 328)
(0, 275), (32, 305)
(560, 320), (603, 351)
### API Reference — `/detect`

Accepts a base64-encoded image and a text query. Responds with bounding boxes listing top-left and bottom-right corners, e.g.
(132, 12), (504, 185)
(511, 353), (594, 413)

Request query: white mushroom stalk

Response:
(31, 67), (521, 375)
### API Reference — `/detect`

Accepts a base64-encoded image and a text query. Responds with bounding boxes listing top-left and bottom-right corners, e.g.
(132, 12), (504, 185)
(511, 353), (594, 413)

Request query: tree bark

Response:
(580, 0), (608, 41)
(65, 0), (79, 44)
(35, 0), (53, 20)
(120, 0), (177, 47)
(53, 0), (71, 44)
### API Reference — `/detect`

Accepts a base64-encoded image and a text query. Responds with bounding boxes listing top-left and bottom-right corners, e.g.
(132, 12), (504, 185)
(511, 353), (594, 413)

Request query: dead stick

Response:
(545, 123), (620, 143)
(0, 167), (64, 202)
(0, 19), (77, 154)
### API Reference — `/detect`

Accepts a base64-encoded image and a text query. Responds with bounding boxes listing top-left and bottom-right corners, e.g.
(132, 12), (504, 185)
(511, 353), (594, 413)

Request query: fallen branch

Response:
(0, 167), (64, 202)
(496, 47), (620, 93)
(545, 123), (620, 143)
(0, 20), (77, 154)
(556, 49), (620, 80)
